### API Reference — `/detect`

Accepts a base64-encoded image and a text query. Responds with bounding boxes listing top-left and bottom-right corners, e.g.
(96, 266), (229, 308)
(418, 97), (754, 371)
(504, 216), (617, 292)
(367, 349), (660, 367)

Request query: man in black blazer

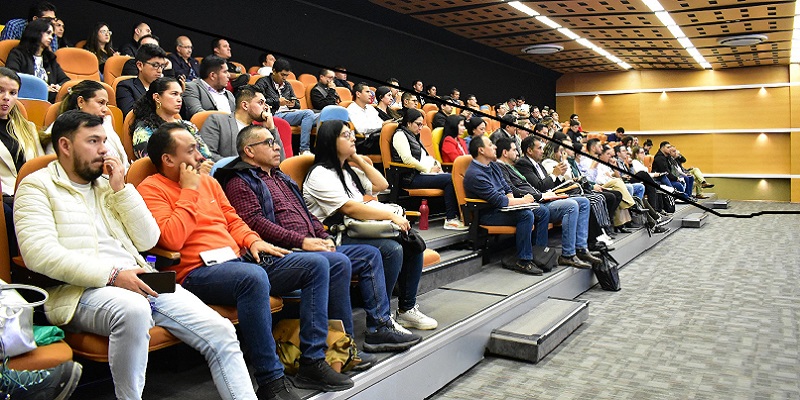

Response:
(116, 44), (167, 115)
(516, 131), (567, 193)
(182, 56), (235, 120)
(431, 96), (453, 130)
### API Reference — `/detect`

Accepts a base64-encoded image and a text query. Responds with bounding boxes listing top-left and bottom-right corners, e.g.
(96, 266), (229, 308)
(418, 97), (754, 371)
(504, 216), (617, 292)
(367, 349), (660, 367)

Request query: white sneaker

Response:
(443, 218), (468, 231)
(299, 150), (314, 156)
(390, 317), (412, 335)
(596, 233), (614, 246)
(395, 304), (438, 330)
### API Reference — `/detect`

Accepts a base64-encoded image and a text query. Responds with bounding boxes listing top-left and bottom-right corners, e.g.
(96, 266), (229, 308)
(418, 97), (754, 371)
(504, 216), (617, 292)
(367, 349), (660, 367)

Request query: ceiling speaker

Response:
(717, 34), (767, 47)
(521, 44), (564, 55)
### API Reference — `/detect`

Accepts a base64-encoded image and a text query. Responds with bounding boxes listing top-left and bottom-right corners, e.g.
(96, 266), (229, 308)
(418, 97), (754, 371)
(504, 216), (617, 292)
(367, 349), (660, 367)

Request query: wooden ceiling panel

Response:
(370, 0), (799, 73)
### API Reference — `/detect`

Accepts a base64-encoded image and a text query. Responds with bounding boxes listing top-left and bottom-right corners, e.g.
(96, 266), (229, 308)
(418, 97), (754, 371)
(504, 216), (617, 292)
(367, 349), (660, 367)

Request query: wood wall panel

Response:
(638, 66), (789, 90)
(571, 94), (641, 132)
(708, 178), (791, 202)
(557, 71), (643, 93)
(637, 92), (717, 131)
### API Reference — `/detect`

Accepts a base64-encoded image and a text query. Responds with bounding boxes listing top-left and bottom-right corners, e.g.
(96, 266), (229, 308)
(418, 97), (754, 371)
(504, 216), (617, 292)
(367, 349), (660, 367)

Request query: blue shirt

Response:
(463, 160), (511, 209)
(1, 19), (59, 53)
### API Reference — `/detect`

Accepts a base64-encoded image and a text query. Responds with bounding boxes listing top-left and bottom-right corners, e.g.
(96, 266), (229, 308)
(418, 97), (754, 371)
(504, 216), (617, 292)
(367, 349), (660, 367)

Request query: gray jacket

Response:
(199, 112), (286, 161)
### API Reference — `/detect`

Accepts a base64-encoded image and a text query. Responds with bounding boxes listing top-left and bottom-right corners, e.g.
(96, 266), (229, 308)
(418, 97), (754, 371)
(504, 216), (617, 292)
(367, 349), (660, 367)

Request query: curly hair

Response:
(130, 76), (179, 137)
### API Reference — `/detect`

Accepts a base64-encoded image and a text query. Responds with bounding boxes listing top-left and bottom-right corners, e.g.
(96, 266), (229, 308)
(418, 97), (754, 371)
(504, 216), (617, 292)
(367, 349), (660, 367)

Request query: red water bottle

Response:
(419, 199), (429, 230)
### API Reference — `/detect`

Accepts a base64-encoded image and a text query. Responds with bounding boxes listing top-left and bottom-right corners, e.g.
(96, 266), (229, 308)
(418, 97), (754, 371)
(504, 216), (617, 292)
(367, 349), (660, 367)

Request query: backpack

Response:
(592, 245), (621, 291)
(532, 245), (558, 272)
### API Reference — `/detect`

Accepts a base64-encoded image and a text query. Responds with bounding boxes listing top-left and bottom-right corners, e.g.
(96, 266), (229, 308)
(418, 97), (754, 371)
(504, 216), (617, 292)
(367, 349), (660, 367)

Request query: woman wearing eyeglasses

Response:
(304, 120), (438, 331)
(130, 77), (211, 163)
(392, 108), (466, 230)
(5, 19), (69, 103)
(85, 22), (119, 74)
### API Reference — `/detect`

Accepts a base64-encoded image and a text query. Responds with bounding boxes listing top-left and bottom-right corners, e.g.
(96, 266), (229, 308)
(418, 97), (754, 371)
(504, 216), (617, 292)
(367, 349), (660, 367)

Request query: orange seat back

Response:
(190, 110), (227, 131)
(18, 99), (50, 129)
(287, 79), (308, 109)
(335, 86), (352, 102)
(278, 154), (315, 191)
(54, 48), (101, 81)
(103, 55), (132, 85)
(0, 40), (20, 66)
(125, 157), (158, 186)
(298, 73), (317, 89)
(451, 155), (473, 222)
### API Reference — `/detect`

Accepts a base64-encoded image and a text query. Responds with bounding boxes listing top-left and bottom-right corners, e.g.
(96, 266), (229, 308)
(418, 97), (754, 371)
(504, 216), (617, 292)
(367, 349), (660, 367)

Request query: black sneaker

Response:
(257, 376), (301, 400)
(653, 225), (670, 234)
(294, 358), (354, 392)
(0, 360), (82, 400)
(364, 324), (422, 353)
(352, 351), (377, 371)
(502, 259), (543, 276)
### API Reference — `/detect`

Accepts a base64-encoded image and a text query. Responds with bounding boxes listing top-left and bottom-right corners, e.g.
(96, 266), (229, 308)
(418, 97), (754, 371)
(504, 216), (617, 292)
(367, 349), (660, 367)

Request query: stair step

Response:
(487, 297), (588, 364)
(705, 199), (729, 209)
(681, 212), (708, 228)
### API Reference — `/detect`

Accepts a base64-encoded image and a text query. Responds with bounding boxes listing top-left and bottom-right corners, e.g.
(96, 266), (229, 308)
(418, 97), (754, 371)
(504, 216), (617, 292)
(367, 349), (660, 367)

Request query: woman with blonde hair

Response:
(0, 67), (45, 196)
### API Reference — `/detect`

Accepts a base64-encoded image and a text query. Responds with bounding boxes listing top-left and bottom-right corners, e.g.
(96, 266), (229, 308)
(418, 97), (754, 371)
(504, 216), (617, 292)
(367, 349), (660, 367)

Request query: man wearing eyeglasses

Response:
(199, 85), (286, 161)
(168, 36), (200, 82)
(216, 125), (422, 358)
(116, 44), (169, 115)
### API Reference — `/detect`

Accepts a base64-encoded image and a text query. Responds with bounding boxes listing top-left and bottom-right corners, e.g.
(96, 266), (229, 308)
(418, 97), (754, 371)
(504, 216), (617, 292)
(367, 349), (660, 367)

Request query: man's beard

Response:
(75, 158), (104, 182)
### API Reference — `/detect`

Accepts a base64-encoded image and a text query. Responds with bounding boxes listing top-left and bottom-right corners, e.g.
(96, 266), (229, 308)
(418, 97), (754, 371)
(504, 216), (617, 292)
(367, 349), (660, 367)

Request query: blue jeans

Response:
(259, 252), (350, 361)
(406, 173), (459, 219)
(545, 197), (590, 256)
(625, 182), (645, 199)
(275, 109), (317, 152)
(65, 285), (257, 400)
(181, 260), (283, 386)
(682, 176), (694, 198)
(342, 237), (422, 312)
(478, 206), (549, 260)
(337, 245), (391, 332)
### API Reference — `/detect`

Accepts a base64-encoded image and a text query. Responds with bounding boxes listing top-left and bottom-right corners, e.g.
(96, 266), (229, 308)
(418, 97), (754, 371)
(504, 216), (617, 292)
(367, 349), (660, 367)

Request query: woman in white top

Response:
(304, 120), (438, 331)
(391, 108), (466, 230)
(44, 80), (129, 171)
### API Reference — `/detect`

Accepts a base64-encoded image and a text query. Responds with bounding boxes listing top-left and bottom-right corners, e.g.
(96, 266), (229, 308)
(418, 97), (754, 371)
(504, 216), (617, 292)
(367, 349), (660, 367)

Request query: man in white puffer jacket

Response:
(14, 111), (261, 400)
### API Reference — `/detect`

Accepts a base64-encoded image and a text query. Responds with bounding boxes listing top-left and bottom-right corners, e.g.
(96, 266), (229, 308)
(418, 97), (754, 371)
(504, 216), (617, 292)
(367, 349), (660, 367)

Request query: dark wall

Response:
(3, 0), (559, 107)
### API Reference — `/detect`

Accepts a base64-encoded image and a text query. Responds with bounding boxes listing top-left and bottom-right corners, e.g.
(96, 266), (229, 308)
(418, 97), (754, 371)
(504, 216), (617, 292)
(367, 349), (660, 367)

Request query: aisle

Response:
(431, 201), (800, 399)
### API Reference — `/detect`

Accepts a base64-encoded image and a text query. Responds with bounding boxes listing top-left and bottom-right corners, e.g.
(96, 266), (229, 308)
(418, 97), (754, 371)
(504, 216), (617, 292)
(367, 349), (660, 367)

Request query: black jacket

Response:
(253, 75), (300, 113)
(431, 111), (448, 130)
(309, 83), (339, 110)
(515, 156), (563, 192)
(497, 162), (543, 201)
(116, 78), (146, 116)
(651, 151), (678, 181)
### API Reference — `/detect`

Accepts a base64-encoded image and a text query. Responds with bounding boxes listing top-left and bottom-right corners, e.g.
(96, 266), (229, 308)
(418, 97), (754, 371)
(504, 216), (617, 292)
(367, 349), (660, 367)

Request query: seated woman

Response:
(391, 109), (466, 230)
(463, 116), (486, 147)
(439, 115), (467, 163)
(374, 86), (400, 121)
(5, 19), (69, 103)
(304, 120), (438, 330)
(84, 22), (118, 75)
(44, 80), (129, 170)
(0, 67), (45, 255)
(130, 77), (210, 160)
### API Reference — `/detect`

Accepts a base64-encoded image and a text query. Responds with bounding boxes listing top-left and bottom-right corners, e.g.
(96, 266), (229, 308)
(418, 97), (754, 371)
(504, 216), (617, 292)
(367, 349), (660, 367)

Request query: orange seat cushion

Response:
(406, 189), (444, 197)
(7, 341), (73, 370)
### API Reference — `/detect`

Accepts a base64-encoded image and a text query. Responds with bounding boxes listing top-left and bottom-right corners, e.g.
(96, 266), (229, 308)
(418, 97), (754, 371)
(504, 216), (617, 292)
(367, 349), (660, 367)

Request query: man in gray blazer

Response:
(199, 85), (285, 161)
(182, 56), (234, 119)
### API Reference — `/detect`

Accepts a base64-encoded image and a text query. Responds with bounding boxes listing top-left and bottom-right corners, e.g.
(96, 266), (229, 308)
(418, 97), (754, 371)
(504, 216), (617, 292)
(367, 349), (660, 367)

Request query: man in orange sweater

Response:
(137, 123), (354, 399)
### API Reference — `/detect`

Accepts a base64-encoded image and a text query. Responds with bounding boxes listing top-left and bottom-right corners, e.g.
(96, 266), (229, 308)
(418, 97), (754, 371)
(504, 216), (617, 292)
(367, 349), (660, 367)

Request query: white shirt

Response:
(303, 166), (374, 221)
(346, 102), (382, 133)
(257, 66), (272, 77)
(631, 159), (648, 174)
(71, 181), (137, 270)
(45, 115), (129, 171)
(201, 80), (232, 113)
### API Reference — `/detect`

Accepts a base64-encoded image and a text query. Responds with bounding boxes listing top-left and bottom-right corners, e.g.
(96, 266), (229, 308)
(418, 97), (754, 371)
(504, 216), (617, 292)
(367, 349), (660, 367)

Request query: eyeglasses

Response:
(144, 61), (169, 70)
(247, 138), (276, 148)
(178, 45), (193, 49)
(340, 130), (354, 139)
(99, 30), (112, 35)
(413, 121), (425, 127)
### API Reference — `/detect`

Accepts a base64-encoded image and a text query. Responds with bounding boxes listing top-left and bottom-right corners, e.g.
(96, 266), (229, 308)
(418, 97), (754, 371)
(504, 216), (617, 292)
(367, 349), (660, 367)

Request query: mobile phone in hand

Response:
(139, 271), (176, 293)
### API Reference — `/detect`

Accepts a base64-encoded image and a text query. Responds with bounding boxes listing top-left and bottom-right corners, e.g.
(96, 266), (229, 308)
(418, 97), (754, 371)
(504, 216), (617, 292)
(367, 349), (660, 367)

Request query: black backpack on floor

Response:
(592, 245), (621, 291)
(532, 246), (558, 272)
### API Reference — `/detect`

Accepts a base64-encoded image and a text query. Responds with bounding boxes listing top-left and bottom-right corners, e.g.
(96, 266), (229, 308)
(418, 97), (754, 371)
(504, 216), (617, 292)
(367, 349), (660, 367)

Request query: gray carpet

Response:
(431, 201), (800, 399)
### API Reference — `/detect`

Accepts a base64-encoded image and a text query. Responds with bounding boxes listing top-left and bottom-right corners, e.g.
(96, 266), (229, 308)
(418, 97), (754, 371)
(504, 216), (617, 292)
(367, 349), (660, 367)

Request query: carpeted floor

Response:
(430, 201), (800, 399)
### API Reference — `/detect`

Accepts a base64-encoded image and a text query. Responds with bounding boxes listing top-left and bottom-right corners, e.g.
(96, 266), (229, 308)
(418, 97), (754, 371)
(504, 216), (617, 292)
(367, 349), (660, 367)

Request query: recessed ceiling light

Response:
(717, 34), (768, 47)
(521, 44), (564, 55)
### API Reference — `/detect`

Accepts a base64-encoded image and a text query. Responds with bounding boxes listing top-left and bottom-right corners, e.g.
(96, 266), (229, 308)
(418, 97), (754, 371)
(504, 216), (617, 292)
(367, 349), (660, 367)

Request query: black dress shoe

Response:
(557, 255), (592, 269)
(615, 226), (633, 234)
(701, 182), (715, 188)
(576, 250), (602, 266)
(295, 358), (354, 392)
(653, 225), (670, 234)
(502, 259), (544, 275)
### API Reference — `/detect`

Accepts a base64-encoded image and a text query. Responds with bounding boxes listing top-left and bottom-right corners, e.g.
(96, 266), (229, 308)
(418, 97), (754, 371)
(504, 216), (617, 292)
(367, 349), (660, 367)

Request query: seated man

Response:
(182, 56), (234, 119)
(347, 82), (390, 155)
(309, 68), (340, 111)
(652, 140), (693, 200)
(496, 138), (597, 269)
(167, 36), (200, 82)
(116, 44), (168, 115)
(398, 91), (418, 118)
(431, 96), (453, 130)
(14, 111), (262, 400)
(218, 125), (421, 353)
(254, 59), (316, 155)
(672, 146), (712, 199)
(210, 38), (243, 74)
(332, 66), (351, 90)
(463, 135), (548, 275)
(118, 21), (151, 57)
(1, 1), (58, 52)
(490, 114), (520, 153)
(199, 85), (285, 161)
(138, 123), (352, 395)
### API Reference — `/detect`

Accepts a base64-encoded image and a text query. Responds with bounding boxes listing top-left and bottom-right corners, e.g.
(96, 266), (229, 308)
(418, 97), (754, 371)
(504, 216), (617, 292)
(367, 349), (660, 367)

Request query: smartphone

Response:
(139, 271), (176, 293)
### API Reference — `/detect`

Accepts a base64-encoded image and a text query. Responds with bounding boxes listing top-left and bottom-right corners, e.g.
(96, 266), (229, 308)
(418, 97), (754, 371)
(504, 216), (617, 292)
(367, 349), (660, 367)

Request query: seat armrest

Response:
(143, 247), (181, 269)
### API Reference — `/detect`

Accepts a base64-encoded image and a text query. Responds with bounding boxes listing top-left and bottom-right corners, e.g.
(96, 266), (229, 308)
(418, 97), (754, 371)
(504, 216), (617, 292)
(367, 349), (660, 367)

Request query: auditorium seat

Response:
(644, 155), (654, 172)
(74, 40), (86, 49)
(273, 116), (293, 158)
(103, 55), (132, 85)
(17, 73), (49, 101)
(231, 61), (246, 75)
(286, 79), (307, 109)
(121, 110), (135, 160)
(55, 80), (116, 106)
(298, 73), (317, 89)
(248, 66), (260, 75)
(54, 48), (101, 81)
(335, 86), (352, 102)
(248, 74), (262, 84)
(190, 110), (227, 131)
(422, 103), (437, 114)
(18, 99), (50, 129)
(425, 109), (437, 130)
(111, 75), (135, 100)
(0, 39), (19, 67)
